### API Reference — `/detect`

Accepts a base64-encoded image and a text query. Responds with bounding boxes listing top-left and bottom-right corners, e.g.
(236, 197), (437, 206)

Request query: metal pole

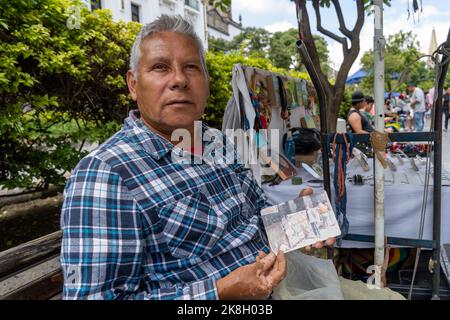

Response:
(373, 0), (386, 276)
(431, 28), (450, 299)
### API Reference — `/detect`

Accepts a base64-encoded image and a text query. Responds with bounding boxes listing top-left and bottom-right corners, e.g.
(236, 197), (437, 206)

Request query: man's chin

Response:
(164, 119), (200, 132)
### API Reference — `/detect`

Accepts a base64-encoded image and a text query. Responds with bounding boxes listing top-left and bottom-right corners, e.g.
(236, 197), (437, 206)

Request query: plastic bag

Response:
(272, 250), (344, 300)
(339, 277), (406, 300)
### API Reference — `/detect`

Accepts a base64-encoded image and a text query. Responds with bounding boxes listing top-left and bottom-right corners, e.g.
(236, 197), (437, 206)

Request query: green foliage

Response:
(0, 0), (140, 190)
(208, 35), (231, 53)
(227, 27), (271, 57)
(359, 31), (429, 93)
(210, 28), (330, 75)
(204, 51), (309, 128)
(208, 0), (231, 12)
(338, 89), (352, 119)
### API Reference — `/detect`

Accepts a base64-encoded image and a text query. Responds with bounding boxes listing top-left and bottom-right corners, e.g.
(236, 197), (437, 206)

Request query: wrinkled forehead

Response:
(141, 32), (201, 58)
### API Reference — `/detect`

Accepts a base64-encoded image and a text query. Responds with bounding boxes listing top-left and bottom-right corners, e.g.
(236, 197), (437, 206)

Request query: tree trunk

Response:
(294, 0), (364, 132)
(0, 194), (63, 222)
(0, 185), (62, 209)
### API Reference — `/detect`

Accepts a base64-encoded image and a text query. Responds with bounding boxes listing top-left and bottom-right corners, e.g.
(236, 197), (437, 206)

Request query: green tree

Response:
(360, 31), (427, 92)
(228, 27), (271, 57)
(0, 0), (140, 190)
(208, 35), (230, 52)
(293, 0), (391, 131)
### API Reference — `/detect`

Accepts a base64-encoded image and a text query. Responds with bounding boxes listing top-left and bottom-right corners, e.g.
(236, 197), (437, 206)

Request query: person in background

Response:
(347, 91), (373, 134)
(425, 87), (434, 120)
(362, 96), (375, 125)
(407, 83), (426, 132)
(443, 86), (450, 132)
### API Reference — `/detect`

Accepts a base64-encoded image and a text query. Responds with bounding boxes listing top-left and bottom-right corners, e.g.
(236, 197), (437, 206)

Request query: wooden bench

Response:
(0, 231), (63, 300)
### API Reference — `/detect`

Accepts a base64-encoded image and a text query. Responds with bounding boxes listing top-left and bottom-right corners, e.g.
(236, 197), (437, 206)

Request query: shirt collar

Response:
(124, 110), (174, 160)
(123, 109), (216, 161)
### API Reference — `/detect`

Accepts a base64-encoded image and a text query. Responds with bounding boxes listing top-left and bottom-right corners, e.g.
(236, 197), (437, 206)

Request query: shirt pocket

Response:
(156, 191), (225, 259)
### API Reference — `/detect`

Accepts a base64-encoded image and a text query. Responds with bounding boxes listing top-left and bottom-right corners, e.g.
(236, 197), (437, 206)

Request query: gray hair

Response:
(129, 14), (208, 79)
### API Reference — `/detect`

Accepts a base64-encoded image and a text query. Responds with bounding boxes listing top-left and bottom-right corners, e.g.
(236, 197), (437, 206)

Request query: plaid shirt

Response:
(61, 110), (270, 300)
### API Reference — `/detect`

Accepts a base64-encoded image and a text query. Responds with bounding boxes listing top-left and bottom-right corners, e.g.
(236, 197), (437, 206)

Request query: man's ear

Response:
(127, 70), (138, 101)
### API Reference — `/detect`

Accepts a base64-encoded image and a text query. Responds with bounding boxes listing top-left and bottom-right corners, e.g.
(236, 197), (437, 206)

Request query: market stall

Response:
(261, 159), (450, 248)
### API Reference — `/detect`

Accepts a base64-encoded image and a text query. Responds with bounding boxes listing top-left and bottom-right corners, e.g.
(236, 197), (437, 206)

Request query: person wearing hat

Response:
(347, 91), (374, 133)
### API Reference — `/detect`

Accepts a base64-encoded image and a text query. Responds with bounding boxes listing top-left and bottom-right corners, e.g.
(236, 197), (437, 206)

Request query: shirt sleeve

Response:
(60, 156), (218, 300)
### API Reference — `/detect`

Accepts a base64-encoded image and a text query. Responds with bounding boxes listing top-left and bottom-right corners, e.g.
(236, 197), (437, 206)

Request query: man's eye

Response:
(152, 64), (168, 71)
(186, 64), (199, 70)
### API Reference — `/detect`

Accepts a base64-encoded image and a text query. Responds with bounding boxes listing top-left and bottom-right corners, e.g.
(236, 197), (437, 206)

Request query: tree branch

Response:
(312, 0), (348, 52)
(334, 0), (365, 95)
(352, 0), (365, 36)
(331, 0), (353, 39)
(295, 0), (330, 90)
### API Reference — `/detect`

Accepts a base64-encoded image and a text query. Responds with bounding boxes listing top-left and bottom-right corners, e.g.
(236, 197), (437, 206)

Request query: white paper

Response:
(261, 190), (341, 253)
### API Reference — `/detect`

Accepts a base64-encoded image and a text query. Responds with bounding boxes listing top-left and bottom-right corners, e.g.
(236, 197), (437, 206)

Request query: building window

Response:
(121, 0), (125, 10)
(91, 0), (101, 10)
(131, 3), (140, 22)
(185, 0), (199, 11)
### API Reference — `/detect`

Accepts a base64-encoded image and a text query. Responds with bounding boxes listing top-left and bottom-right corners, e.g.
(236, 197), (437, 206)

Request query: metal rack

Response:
(314, 32), (450, 299)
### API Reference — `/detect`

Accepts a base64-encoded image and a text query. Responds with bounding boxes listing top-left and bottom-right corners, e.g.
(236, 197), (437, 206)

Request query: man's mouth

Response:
(166, 99), (194, 106)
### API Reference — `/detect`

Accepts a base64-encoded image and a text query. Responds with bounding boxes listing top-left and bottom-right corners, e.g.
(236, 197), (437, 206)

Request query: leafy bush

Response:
(0, 0), (140, 190)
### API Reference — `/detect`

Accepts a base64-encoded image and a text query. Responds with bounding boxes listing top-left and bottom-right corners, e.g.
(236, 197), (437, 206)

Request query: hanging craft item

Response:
(289, 80), (299, 109)
(299, 79), (308, 107)
(328, 132), (354, 243)
(266, 75), (282, 109)
(386, 158), (397, 172)
(277, 76), (289, 120)
(370, 130), (390, 169)
(252, 72), (271, 128)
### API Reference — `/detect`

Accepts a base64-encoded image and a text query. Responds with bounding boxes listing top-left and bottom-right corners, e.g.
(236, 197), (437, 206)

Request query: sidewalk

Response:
(424, 116), (450, 173)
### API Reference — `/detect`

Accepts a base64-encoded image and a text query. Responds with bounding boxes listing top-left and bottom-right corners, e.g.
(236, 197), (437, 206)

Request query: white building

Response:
(206, 1), (243, 41)
(82, 0), (208, 48)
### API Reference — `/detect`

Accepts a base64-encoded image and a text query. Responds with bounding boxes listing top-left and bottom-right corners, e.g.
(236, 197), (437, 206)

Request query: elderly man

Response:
(407, 83), (426, 132)
(60, 15), (333, 300)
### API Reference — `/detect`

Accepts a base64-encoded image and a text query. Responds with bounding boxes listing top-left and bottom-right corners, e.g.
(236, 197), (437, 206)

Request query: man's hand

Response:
(216, 251), (286, 300)
(298, 187), (336, 251)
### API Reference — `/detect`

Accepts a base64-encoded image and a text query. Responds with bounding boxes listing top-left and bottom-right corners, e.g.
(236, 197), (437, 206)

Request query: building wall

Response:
(228, 23), (242, 40)
(208, 27), (229, 40)
(85, 0), (207, 47)
(205, 1), (243, 42)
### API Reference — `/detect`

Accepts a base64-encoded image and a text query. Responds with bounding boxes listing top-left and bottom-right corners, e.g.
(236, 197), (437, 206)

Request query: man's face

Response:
(127, 32), (209, 138)
(407, 85), (414, 93)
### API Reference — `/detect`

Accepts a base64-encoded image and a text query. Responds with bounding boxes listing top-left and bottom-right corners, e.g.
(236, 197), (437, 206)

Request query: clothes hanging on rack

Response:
(328, 133), (355, 244)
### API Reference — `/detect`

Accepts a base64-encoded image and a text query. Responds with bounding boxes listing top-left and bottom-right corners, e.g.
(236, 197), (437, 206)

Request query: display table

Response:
(261, 158), (450, 248)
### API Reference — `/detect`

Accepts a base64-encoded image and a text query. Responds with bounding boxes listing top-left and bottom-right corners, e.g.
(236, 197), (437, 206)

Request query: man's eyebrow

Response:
(146, 56), (171, 64)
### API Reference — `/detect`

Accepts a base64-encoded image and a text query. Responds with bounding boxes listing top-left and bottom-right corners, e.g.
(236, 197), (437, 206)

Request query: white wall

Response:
(207, 22), (242, 42)
(92, 0), (207, 47)
(228, 24), (242, 40)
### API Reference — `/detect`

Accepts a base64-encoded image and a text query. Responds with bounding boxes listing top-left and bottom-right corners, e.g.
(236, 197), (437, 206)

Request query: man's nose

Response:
(169, 67), (189, 90)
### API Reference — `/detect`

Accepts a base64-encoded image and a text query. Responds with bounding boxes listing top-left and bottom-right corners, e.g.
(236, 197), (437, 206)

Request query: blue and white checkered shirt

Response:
(61, 110), (270, 300)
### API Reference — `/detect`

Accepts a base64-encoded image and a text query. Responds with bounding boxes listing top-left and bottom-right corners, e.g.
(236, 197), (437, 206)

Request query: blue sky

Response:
(232, 0), (450, 74)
